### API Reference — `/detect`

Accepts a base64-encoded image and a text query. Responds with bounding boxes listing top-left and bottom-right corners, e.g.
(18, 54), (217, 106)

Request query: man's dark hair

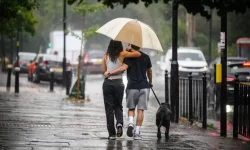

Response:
(131, 44), (140, 50)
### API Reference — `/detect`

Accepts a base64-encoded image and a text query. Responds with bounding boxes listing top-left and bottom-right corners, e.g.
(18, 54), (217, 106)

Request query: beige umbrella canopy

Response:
(96, 17), (163, 52)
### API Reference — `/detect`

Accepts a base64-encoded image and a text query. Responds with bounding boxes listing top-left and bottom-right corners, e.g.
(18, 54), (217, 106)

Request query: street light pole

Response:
(171, 0), (179, 123)
(220, 10), (227, 137)
(15, 27), (20, 93)
(208, 9), (212, 64)
(63, 0), (67, 86)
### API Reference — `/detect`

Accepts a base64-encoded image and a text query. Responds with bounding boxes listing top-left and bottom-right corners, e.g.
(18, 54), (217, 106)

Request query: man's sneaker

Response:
(108, 135), (116, 140)
(127, 124), (134, 137)
(117, 125), (123, 137)
(133, 132), (142, 140)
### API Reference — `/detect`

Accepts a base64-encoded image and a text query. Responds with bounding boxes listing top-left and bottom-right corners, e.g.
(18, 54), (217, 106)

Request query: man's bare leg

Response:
(135, 109), (144, 135)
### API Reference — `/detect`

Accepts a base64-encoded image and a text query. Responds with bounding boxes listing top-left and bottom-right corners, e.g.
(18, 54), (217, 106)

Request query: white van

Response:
(165, 47), (208, 78)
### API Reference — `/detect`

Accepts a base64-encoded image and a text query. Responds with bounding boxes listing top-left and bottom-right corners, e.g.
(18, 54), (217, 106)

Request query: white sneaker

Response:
(108, 135), (116, 140)
(133, 132), (142, 140)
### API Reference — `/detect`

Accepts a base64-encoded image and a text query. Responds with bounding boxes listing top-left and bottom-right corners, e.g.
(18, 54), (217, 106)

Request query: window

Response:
(19, 55), (36, 61)
(178, 52), (205, 61)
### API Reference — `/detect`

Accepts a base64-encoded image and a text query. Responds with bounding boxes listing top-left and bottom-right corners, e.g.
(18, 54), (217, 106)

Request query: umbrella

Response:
(96, 17), (163, 52)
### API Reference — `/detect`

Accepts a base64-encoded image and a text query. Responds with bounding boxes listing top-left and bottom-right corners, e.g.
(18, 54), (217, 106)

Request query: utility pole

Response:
(63, 0), (67, 86)
(220, 10), (227, 137)
(171, 0), (179, 123)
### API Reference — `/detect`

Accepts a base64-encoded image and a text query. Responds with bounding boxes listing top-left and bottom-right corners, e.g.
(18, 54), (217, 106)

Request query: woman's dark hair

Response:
(107, 40), (123, 63)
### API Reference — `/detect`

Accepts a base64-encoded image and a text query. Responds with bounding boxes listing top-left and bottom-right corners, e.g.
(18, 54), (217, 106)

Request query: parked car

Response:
(28, 54), (72, 84)
(82, 50), (105, 74)
(155, 55), (166, 76)
(208, 57), (248, 79)
(207, 61), (250, 112)
(13, 52), (36, 73)
(164, 47), (208, 78)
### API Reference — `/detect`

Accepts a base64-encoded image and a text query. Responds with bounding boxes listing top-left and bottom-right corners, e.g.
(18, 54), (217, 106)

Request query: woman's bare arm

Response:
(102, 54), (108, 73)
(121, 50), (141, 58)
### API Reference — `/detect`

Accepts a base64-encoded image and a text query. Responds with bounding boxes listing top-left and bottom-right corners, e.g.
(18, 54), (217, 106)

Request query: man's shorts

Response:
(126, 88), (150, 110)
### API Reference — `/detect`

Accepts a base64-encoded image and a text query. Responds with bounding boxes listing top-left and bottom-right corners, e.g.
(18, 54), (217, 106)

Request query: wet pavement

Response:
(0, 72), (250, 149)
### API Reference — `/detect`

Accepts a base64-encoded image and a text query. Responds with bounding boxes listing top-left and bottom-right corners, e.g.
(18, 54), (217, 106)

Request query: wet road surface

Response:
(0, 72), (249, 149)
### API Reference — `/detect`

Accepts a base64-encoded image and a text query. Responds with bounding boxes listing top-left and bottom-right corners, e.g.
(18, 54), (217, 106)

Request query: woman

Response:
(102, 40), (141, 140)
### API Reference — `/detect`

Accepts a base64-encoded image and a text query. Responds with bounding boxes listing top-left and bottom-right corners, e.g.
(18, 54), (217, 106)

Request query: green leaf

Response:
(83, 25), (100, 40)
(74, 3), (105, 13)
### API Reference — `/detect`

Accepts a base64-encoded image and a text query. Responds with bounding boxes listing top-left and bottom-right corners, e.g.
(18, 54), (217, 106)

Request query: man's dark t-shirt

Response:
(124, 51), (152, 89)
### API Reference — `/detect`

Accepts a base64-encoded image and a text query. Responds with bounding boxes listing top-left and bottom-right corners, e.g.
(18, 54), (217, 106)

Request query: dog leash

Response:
(150, 87), (161, 106)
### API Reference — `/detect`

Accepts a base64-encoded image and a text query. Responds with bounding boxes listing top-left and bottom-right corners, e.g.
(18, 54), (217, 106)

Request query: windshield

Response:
(178, 52), (205, 61)
(19, 55), (36, 61)
(88, 51), (105, 59)
(228, 65), (250, 74)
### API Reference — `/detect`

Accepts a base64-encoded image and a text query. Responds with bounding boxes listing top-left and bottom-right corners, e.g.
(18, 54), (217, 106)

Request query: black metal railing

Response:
(233, 75), (250, 138)
(165, 71), (207, 128)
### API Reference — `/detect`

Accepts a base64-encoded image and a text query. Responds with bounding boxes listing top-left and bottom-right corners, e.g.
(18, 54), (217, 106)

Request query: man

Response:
(104, 44), (153, 140)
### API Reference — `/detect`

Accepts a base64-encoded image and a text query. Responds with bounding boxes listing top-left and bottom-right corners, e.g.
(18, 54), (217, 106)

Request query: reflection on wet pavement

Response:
(0, 73), (250, 149)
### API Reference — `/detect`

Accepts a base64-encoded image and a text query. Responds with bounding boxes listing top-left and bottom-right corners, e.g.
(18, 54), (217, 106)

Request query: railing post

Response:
(165, 70), (169, 104)
(14, 67), (20, 93)
(202, 72), (207, 129)
(66, 70), (72, 95)
(233, 74), (239, 138)
(188, 72), (193, 124)
(50, 69), (54, 92)
(6, 64), (12, 92)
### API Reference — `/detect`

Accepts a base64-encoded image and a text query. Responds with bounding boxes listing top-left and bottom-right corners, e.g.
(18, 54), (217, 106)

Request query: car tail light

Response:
(227, 77), (234, 81)
(84, 54), (89, 63)
(243, 62), (250, 67)
(19, 61), (24, 65)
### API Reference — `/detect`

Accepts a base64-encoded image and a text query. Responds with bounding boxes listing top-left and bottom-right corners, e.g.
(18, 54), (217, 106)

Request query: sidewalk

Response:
(0, 73), (250, 149)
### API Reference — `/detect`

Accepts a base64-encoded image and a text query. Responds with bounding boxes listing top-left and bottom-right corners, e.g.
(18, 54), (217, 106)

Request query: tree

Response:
(0, 0), (38, 36)
(93, 0), (250, 19)
(0, 0), (38, 66)
(22, 0), (83, 53)
(68, 0), (105, 41)
(0, 0), (38, 23)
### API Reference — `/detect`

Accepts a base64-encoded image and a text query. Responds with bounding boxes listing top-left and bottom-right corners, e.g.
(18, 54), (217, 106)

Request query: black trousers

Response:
(102, 78), (124, 136)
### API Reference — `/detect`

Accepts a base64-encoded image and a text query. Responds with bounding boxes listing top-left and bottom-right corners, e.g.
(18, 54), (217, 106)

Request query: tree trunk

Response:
(186, 13), (196, 47)
(1, 34), (6, 72)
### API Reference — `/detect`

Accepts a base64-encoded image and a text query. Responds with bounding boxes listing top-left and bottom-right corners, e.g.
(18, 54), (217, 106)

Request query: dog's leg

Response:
(157, 118), (163, 139)
(165, 120), (170, 139)
(157, 125), (161, 139)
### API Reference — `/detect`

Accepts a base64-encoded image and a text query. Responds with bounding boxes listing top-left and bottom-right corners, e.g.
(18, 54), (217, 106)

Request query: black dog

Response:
(156, 102), (172, 139)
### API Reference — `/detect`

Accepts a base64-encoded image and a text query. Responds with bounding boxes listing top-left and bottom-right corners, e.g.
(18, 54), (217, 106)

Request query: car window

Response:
(19, 55), (36, 61)
(178, 52), (205, 61)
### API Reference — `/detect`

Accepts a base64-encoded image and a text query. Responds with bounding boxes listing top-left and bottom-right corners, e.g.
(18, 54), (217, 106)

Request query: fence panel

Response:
(233, 77), (250, 138)
(178, 73), (207, 125)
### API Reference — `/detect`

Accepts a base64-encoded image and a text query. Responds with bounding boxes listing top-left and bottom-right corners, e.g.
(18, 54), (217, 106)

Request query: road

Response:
(0, 72), (249, 149)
